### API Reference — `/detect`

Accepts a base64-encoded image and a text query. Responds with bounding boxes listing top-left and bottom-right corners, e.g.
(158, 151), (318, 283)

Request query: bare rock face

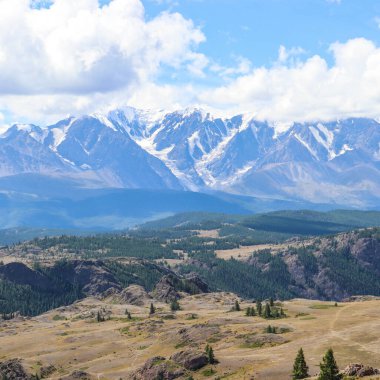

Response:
(152, 275), (181, 302)
(119, 285), (152, 306)
(152, 273), (209, 302)
(0, 359), (32, 380)
(69, 261), (122, 297)
(102, 284), (151, 306)
(170, 350), (208, 371)
(343, 363), (380, 377)
(183, 273), (209, 293)
(131, 357), (185, 380)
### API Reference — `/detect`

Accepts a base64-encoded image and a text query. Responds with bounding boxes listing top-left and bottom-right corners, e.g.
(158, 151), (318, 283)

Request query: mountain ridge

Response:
(1, 107), (379, 208)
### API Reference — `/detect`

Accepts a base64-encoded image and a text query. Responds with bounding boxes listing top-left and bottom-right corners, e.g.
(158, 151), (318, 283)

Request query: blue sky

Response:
(1, 0), (380, 125)
(142, 0), (380, 78)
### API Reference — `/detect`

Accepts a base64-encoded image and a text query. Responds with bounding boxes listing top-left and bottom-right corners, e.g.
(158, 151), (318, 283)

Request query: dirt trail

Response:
(329, 303), (380, 354)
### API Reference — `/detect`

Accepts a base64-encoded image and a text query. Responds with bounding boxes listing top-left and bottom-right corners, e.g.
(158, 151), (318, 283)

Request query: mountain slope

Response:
(0, 108), (379, 208)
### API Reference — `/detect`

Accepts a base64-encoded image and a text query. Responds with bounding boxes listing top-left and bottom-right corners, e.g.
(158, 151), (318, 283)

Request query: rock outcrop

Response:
(342, 363), (380, 377)
(170, 350), (208, 370)
(0, 359), (32, 380)
(102, 285), (152, 306)
(152, 273), (209, 302)
(131, 357), (185, 380)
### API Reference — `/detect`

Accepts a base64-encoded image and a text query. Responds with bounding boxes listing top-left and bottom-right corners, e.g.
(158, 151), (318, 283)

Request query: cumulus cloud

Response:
(0, 0), (205, 95)
(199, 38), (380, 122)
(1, 2), (380, 125)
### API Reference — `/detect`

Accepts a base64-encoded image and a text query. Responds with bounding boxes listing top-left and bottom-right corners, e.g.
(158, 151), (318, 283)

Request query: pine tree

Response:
(205, 344), (215, 364)
(318, 348), (340, 380)
(170, 299), (180, 311)
(245, 307), (251, 316)
(264, 303), (272, 319)
(266, 325), (273, 333)
(256, 300), (262, 316)
(270, 297), (274, 307)
(149, 303), (155, 315)
(127, 312), (132, 320)
(250, 305), (256, 316)
(234, 300), (241, 311)
(292, 348), (309, 379)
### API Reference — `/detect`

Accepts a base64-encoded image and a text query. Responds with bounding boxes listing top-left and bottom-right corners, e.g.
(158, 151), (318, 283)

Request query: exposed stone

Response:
(342, 363), (380, 377)
(131, 356), (185, 380)
(170, 350), (208, 371)
(115, 285), (152, 306)
(40, 364), (56, 378)
(183, 273), (209, 293)
(0, 359), (32, 380)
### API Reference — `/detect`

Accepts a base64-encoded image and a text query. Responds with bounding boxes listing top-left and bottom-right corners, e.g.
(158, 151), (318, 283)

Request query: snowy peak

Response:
(0, 110), (379, 207)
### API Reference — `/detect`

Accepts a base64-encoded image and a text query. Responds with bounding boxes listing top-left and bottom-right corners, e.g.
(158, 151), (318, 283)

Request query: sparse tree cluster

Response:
(245, 306), (256, 316)
(291, 347), (340, 380)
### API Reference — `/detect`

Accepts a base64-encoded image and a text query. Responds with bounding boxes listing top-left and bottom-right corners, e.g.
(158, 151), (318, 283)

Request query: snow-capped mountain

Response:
(1, 107), (379, 208)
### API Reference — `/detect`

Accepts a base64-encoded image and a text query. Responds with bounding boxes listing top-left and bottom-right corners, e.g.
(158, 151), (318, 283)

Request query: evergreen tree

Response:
(292, 348), (309, 379)
(245, 307), (251, 316)
(280, 308), (285, 317)
(264, 303), (272, 319)
(170, 299), (180, 311)
(205, 344), (216, 364)
(270, 297), (274, 307)
(318, 348), (340, 380)
(149, 303), (156, 315)
(234, 300), (241, 311)
(127, 312), (132, 320)
(256, 300), (262, 316)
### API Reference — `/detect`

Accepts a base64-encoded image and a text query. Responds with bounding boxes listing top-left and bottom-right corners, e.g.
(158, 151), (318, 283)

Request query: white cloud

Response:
(1, 3), (380, 126)
(199, 38), (380, 122)
(0, 0), (205, 96)
(277, 45), (305, 65)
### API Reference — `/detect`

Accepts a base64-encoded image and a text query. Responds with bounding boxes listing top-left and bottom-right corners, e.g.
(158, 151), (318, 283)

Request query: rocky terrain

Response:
(0, 293), (380, 379)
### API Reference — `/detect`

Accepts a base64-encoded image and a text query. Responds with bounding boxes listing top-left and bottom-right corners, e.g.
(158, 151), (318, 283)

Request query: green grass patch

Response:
(309, 304), (337, 309)
(52, 314), (67, 321)
(202, 368), (216, 376)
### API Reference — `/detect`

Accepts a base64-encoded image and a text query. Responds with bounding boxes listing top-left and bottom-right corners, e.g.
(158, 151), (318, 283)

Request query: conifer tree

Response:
(170, 299), (180, 311)
(234, 300), (241, 311)
(250, 305), (256, 316)
(245, 307), (251, 316)
(149, 303), (155, 315)
(292, 348), (309, 379)
(256, 300), (262, 316)
(205, 344), (215, 364)
(264, 303), (272, 319)
(270, 297), (274, 307)
(318, 348), (340, 380)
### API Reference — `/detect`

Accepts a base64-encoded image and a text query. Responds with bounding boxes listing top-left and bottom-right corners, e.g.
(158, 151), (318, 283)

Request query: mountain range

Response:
(0, 108), (379, 228)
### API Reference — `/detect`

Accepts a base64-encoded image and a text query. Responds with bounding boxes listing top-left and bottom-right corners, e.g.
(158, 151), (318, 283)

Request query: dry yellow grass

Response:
(1, 294), (379, 379)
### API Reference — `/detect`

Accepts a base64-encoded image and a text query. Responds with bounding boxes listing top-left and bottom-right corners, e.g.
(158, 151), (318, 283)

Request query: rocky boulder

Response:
(131, 356), (185, 380)
(170, 350), (208, 371)
(342, 363), (380, 377)
(0, 359), (32, 380)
